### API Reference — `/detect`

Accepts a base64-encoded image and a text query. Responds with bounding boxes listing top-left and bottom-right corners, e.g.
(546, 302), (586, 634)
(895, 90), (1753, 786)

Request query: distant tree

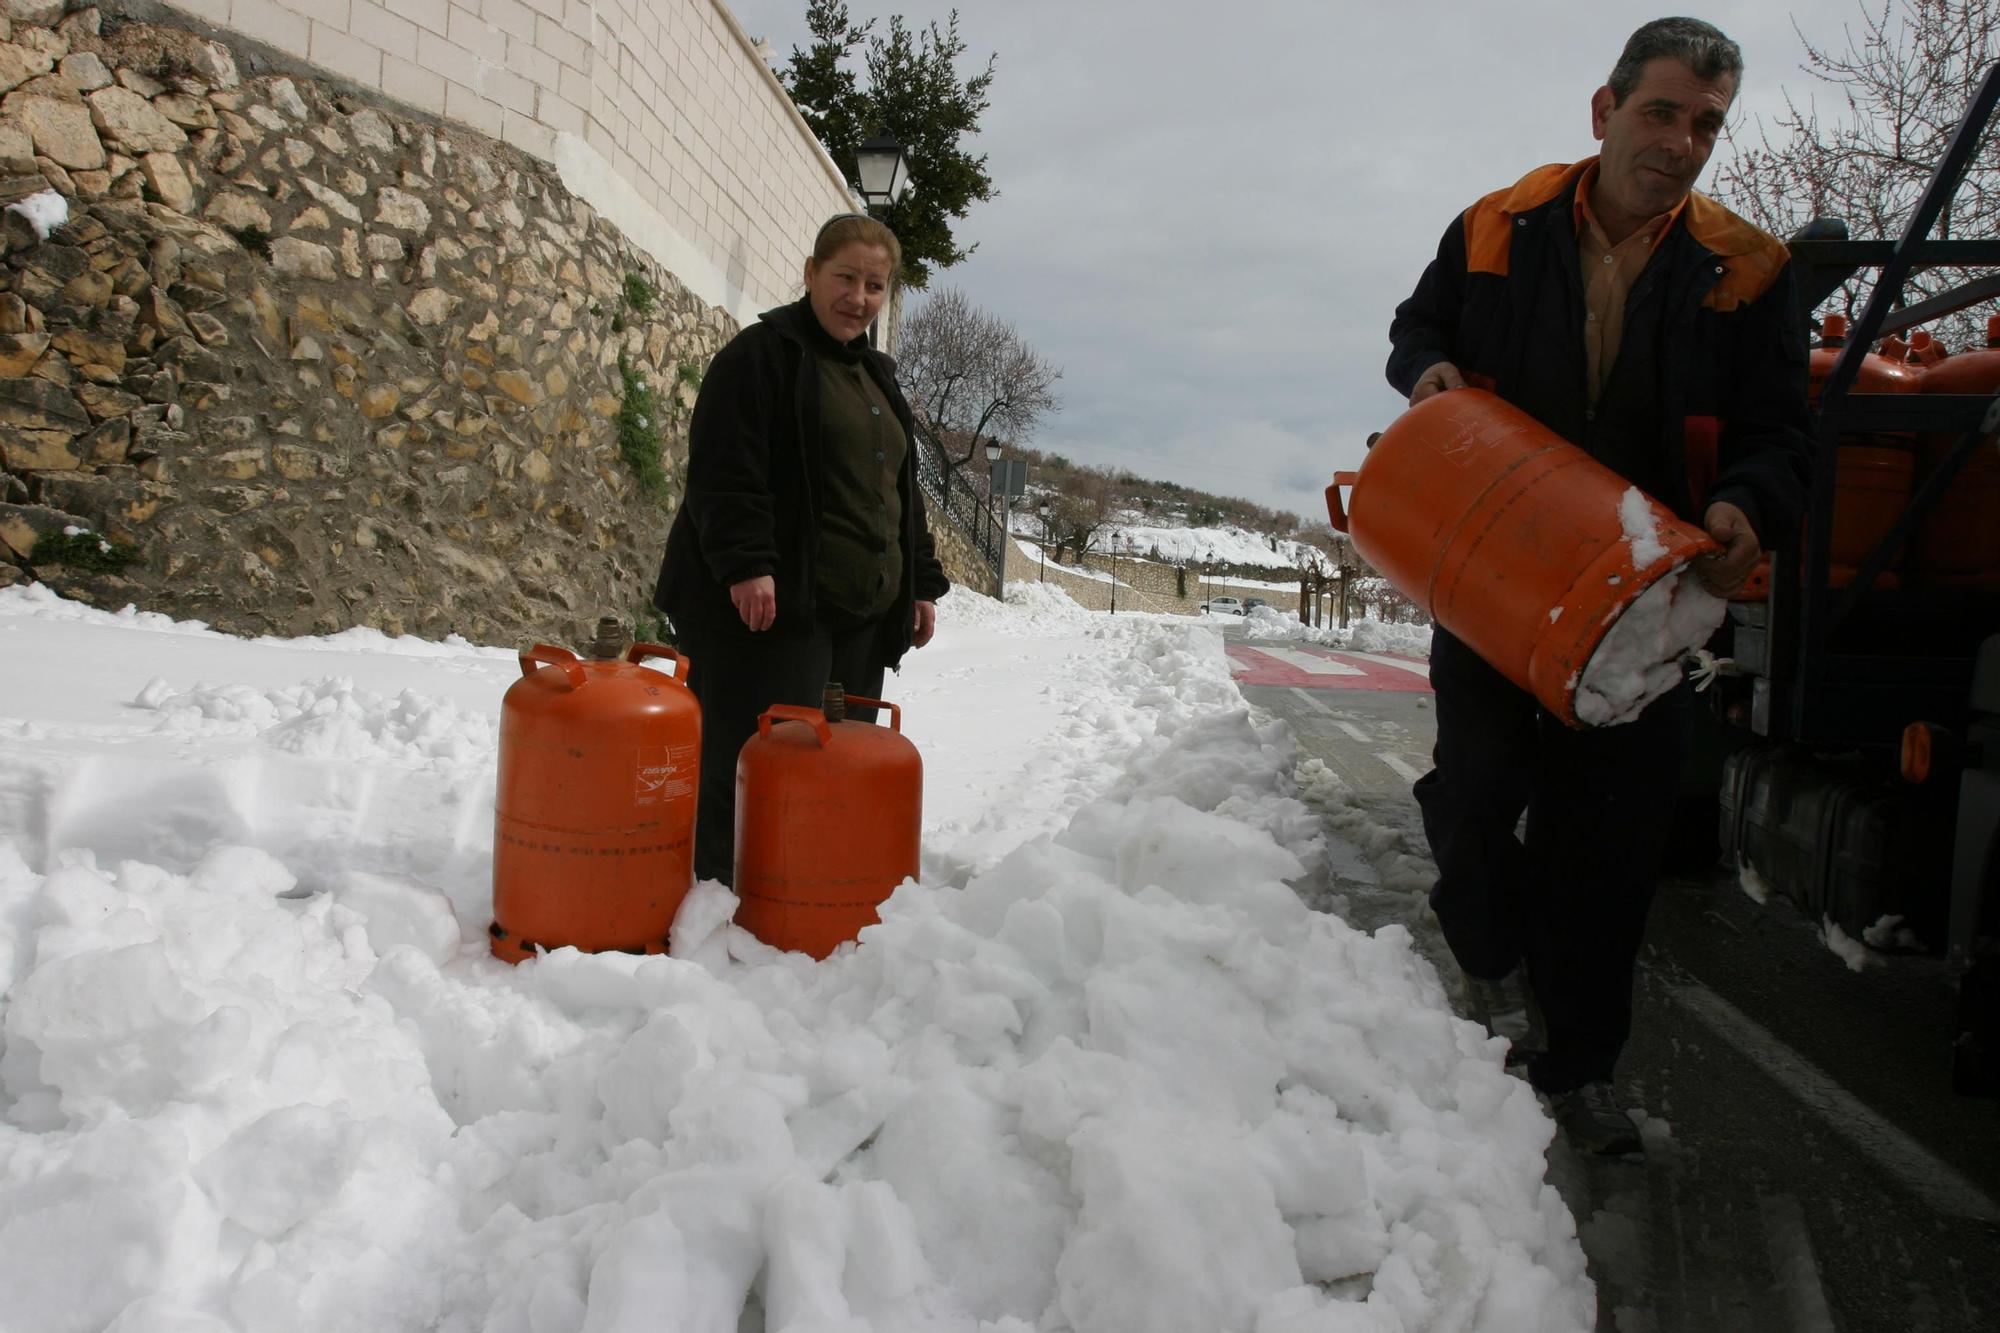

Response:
(781, 1), (997, 288)
(898, 285), (1061, 478)
(1711, 0), (2000, 347)
(1286, 525), (1348, 627)
(1042, 468), (1114, 564)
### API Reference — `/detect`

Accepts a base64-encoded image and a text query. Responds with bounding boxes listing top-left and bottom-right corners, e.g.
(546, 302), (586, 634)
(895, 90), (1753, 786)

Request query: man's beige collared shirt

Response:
(1575, 170), (1684, 407)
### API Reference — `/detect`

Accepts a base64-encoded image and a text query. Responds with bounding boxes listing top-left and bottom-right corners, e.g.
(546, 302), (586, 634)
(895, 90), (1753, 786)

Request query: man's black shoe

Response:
(1549, 1081), (1644, 1158)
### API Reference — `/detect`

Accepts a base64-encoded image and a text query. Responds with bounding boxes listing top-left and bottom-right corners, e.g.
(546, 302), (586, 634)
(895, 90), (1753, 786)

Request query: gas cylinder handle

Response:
(759, 703), (833, 746)
(627, 642), (691, 682)
(519, 643), (587, 689)
(840, 694), (902, 733)
(1326, 472), (1358, 535)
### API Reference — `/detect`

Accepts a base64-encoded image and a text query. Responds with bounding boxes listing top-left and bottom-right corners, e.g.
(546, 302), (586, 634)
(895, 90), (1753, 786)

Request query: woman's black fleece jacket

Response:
(652, 298), (949, 668)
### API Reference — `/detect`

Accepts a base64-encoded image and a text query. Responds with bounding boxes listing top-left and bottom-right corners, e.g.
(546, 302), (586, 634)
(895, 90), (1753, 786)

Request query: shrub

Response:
(616, 353), (669, 500)
(33, 527), (141, 574)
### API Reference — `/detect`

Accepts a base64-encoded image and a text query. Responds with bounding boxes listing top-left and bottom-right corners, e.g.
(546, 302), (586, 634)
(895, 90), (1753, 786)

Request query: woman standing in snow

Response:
(652, 213), (949, 887)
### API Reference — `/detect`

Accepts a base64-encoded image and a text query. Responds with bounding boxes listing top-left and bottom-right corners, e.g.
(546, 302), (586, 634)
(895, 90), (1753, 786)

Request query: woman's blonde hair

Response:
(810, 212), (902, 281)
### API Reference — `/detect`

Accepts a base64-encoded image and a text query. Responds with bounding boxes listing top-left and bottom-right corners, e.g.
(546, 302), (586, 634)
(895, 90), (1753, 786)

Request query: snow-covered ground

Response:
(1240, 605), (1434, 659)
(0, 582), (1588, 1333)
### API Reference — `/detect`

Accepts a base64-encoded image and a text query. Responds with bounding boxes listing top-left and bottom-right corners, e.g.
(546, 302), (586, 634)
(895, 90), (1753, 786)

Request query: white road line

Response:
(1668, 981), (2000, 1224)
(1345, 651), (1434, 679)
(1257, 646), (1366, 676)
(1760, 1195), (1839, 1333)
(1335, 721), (1371, 743)
(1375, 751), (1424, 783)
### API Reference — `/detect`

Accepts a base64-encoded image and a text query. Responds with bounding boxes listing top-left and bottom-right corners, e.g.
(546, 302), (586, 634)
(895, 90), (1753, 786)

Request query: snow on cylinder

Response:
(1572, 487), (1728, 727)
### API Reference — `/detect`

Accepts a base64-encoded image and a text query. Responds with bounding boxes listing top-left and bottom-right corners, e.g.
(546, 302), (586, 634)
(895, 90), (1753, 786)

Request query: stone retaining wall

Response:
(0, 3), (739, 641)
(1038, 541), (1308, 617)
(930, 509), (994, 599)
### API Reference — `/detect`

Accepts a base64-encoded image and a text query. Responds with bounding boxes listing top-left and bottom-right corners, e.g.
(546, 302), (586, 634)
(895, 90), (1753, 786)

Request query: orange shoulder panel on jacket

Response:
(1686, 193), (1790, 311)
(1462, 161), (1593, 277)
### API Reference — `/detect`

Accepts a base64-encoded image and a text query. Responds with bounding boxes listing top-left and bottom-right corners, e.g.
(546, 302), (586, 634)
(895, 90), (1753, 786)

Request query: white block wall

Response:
(158, 0), (854, 323)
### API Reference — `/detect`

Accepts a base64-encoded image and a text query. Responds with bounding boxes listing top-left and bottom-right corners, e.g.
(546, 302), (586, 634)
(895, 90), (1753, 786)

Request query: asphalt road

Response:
(1226, 627), (2000, 1333)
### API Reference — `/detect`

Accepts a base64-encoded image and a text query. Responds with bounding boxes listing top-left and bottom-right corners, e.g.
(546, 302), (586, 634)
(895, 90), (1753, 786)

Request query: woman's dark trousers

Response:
(674, 613), (887, 887)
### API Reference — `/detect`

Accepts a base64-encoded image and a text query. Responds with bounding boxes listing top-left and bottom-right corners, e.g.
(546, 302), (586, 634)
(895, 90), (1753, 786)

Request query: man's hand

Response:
(912, 599), (937, 648)
(1694, 502), (1759, 596)
(730, 575), (776, 631)
(1409, 361), (1466, 405)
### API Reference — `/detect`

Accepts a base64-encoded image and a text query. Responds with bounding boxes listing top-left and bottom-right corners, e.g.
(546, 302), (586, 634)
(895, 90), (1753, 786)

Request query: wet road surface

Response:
(1226, 627), (2000, 1331)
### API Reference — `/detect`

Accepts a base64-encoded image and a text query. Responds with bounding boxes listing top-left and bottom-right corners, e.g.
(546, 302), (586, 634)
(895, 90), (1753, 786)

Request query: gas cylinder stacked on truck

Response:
(1796, 313), (2000, 593)
(489, 620), (921, 963)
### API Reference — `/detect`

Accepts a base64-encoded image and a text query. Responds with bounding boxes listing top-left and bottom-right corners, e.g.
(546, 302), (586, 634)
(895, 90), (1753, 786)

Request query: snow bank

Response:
(0, 587), (1591, 1332)
(1241, 605), (1434, 659)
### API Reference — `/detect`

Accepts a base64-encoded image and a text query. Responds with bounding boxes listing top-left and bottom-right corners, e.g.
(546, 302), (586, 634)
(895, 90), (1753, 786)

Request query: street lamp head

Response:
(856, 133), (912, 209)
(984, 439), (1002, 463)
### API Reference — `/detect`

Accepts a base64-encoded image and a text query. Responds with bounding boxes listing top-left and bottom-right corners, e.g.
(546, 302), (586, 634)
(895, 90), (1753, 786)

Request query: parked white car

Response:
(1202, 596), (1246, 616)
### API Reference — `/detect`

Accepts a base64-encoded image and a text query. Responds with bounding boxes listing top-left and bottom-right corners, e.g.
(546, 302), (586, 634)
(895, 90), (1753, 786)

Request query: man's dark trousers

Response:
(675, 612), (886, 887)
(1415, 626), (1692, 1093)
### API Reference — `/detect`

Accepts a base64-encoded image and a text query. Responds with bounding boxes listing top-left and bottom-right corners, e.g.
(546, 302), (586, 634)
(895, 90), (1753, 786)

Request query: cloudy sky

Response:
(724, 0), (1869, 518)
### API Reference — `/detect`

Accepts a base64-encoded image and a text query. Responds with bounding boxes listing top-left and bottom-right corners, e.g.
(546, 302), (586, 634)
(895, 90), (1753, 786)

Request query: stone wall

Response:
(127, 0), (854, 324)
(930, 507), (995, 599)
(0, 3), (744, 641)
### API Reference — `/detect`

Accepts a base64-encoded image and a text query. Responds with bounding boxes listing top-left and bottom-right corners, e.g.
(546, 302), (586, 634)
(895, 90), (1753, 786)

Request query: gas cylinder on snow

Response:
(733, 684), (922, 958)
(489, 617), (700, 963)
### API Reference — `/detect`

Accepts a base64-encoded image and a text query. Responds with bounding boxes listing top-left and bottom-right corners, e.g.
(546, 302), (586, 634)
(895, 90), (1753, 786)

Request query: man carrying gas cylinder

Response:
(1383, 17), (1813, 1156)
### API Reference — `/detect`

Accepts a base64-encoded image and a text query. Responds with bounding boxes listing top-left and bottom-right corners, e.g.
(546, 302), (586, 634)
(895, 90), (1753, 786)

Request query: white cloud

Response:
(728, 0), (1867, 514)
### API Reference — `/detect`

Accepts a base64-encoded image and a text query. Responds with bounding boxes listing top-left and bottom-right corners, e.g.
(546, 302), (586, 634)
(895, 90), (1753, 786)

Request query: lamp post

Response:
(1109, 533), (1121, 616)
(985, 438), (1005, 593)
(853, 133), (911, 348)
(1203, 546), (1215, 611)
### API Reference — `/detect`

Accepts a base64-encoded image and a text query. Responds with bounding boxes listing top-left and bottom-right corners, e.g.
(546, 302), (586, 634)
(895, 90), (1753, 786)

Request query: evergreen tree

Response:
(781, 1), (997, 288)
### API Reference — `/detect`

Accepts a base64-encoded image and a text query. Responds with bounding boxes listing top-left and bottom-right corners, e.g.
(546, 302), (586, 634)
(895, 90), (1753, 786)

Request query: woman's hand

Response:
(912, 599), (937, 648)
(730, 575), (777, 631)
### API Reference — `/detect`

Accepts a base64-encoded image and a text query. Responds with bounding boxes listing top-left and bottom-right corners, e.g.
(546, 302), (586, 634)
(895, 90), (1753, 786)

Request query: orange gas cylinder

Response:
(1913, 314), (2000, 586)
(1828, 443), (1915, 586)
(1906, 328), (1949, 368)
(1808, 315), (1923, 400)
(1325, 388), (1715, 726)
(1807, 314), (1920, 587)
(733, 687), (921, 959)
(489, 621), (700, 963)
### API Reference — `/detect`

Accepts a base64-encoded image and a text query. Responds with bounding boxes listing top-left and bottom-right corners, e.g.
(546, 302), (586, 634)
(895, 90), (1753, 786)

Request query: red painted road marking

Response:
(1226, 642), (1434, 693)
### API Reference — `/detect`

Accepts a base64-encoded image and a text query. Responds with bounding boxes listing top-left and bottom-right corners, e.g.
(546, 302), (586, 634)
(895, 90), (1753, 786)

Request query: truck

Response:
(1705, 66), (2000, 1095)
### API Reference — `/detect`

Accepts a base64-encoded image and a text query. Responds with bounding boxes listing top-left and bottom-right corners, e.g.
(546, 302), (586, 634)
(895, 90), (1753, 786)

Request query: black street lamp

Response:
(985, 439), (1005, 591)
(855, 133), (912, 211)
(853, 133), (911, 349)
(1109, 533), (1122, 616)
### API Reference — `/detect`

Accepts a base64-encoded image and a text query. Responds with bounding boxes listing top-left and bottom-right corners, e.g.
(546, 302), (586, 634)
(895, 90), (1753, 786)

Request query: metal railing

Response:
(912, 421), (1003, 574)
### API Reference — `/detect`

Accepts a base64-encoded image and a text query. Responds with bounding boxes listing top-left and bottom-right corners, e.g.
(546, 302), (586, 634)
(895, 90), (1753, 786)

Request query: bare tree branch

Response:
(898, 287), (1062, 476)
(1711, 0), (2000, 348)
